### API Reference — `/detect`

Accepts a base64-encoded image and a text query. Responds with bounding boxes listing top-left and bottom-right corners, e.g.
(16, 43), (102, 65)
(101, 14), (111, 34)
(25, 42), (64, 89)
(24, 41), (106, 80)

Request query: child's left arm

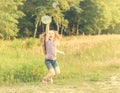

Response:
(57, 49), (65, 55)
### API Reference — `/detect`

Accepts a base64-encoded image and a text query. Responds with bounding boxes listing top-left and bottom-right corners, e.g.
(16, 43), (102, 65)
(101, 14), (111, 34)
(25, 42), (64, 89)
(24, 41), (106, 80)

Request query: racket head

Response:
(41, 15), (52, 24)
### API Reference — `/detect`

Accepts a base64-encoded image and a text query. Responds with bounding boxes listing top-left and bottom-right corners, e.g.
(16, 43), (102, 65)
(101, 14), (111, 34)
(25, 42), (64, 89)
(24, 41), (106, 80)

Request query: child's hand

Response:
(57, 50), (65, 55)
(59, 51), (65, 55)
(61, 51), (65, 55)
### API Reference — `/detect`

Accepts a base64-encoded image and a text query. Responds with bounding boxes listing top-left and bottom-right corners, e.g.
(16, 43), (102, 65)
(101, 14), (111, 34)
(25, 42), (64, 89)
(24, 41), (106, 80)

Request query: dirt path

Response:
(0, 84), (81, 93)
(0, 74), (120, 93)
(93, 73), (120, 93)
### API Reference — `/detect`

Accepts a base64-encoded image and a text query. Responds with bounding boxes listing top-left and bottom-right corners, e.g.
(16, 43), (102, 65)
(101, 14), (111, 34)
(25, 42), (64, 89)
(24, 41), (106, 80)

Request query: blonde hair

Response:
(39, 30), (61, 54)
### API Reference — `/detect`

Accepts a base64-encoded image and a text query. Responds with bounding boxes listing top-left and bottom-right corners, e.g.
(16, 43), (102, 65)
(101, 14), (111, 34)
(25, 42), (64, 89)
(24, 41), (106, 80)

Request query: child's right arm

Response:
(45, 23), (50, 41)
(46, 23), (50, 33)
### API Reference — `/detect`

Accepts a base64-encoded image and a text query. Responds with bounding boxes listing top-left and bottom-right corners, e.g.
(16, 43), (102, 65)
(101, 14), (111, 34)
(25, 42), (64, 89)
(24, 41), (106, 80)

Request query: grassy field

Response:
(0, 35), (120, 93)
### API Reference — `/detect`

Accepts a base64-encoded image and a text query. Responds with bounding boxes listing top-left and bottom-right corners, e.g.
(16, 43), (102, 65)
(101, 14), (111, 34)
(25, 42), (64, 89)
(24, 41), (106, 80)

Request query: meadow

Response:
(0, 35), (120, 93)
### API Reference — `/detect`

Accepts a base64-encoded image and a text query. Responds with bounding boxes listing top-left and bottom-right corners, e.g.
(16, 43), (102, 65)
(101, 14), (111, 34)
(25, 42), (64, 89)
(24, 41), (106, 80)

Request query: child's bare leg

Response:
(55, 66), (60, 75)
(42, 68), (55, 85)
(46, 67), (60, 84)
(48, 67), (60, 84)
(44, 68), (55, 79)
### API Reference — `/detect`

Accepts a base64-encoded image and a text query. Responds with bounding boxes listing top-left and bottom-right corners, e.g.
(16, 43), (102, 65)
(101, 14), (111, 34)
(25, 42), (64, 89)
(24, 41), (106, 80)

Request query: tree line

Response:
(0, 0), (120, 39)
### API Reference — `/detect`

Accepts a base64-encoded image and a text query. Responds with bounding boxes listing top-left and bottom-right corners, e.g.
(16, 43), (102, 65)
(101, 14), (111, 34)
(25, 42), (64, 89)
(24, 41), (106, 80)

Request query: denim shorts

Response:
(45, 59), (58, 70)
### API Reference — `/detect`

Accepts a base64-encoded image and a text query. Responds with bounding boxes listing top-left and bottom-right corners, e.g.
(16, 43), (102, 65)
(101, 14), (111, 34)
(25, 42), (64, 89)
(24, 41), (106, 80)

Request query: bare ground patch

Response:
(0, 74), (120, 93)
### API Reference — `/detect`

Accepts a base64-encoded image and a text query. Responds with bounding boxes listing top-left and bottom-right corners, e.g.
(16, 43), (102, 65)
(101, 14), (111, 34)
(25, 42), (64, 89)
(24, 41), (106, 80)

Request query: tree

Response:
(18, 0), (41, 38)
(65, 6), (81, 35)
(79, 0), (120, 35)
(79, 0), (108, 35)
(103, 0), (120, 34)
(0, 0), (25, 39)
(34, 0), (81, 37)
(16, 0), (120, 38)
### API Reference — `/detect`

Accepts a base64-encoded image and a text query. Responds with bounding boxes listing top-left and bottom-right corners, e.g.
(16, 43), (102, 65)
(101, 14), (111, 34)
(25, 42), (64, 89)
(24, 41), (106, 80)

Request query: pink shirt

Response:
(45, 40), (57, 60)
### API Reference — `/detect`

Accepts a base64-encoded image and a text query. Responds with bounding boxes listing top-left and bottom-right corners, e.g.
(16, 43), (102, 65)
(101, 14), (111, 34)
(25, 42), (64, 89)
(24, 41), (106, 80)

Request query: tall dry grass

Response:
(0, 35), (120, 84)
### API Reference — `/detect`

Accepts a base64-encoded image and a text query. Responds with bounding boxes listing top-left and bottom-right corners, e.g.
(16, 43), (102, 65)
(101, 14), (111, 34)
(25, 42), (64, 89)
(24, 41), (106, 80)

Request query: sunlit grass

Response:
(0, 35), (120, 84)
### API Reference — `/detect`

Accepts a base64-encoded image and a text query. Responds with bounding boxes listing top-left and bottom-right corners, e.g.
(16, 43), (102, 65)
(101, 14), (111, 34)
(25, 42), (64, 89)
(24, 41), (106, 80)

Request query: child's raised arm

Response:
(46, 23), (50, 33)
(45, 23), (50, 41)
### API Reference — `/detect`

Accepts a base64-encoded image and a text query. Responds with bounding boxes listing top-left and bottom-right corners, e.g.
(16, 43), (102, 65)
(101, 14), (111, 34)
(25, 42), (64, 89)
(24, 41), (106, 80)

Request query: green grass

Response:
(0, 35), (120, 85)
(0, 35), (120, 93)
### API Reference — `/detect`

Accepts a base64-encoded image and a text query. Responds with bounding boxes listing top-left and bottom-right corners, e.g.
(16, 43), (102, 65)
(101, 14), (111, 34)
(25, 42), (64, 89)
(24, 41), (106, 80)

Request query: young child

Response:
(39, 24), (64, 85)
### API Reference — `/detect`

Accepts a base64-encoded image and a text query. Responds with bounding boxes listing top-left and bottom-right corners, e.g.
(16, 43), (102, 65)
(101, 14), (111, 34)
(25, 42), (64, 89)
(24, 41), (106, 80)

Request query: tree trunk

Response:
(98, 29), (101, 35)
(56, 23), (59, 32)
(33, 21), (39, 38)
(61, 25), (63, 36)
(76, 23), (79, 35)
(42, 23), (45, 32)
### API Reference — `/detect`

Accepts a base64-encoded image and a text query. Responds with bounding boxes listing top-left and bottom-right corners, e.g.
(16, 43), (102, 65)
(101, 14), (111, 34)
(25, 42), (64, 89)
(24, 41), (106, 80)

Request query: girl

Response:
(39, 24), (64, 85)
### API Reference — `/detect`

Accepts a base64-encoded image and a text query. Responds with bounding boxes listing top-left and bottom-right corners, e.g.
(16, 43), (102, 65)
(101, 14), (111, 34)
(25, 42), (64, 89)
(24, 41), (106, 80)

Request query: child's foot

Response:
(48, 78), (53, 84)
(42, 78), (47, 86)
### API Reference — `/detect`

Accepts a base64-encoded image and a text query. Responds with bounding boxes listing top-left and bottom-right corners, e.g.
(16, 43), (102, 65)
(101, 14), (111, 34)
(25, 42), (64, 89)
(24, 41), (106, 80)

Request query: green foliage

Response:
(13, 63), (46, 82)
(65, 5), (82, 35)
(24, 38), (36, 48)
(0, 0), (120, 38)
(0, 0), (25, 39)
(79, 0), (120, 35)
